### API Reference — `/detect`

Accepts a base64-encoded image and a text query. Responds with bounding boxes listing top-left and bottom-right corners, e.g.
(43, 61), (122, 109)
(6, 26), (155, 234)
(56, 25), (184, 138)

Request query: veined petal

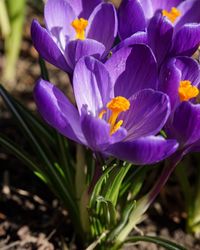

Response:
(31, 20), (71, 73)
(175, 0), (200, 31)
(44, 0), (76, 48)
(107, 136), (178, 165)
(111, 31), (148, 53)
(147, 12), (173, 66)
(139, 0), (154, 19)
(34, 79), (85, 144)
(159, 57), (200, 111)
(86, 3), (118, 53)
(120, 89), (170, 141)
(149, 0), (182, 12)
(172, 24), (200, 57)
(169, 102), (200, 147)
(81, 108), (127, 152)
(65, 39), (105, 70)
(105, 44), (158, 98)
(118, 0), (146, 40)
(73, 56), (114, 115)
(66, 0), (102, 19)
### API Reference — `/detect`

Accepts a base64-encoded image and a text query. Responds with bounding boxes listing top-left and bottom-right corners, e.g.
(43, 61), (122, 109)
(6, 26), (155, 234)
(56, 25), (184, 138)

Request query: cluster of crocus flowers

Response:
(34, 45), (179, 165)
(31, 0), (117, 73)
(32, 0), (200, 166)
(118, 0), (200, 66)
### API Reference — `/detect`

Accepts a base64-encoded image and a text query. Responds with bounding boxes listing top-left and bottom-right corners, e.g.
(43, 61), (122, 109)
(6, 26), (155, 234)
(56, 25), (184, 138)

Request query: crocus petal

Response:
(139, 0), (154, 19)
(81, 108), (127, 152)
(86, 3), (118, 53)
(73, 56), (114, 115)
(150, 0), (182, 12)
(118, 0), (146, 40)
(31, 20), (71, 73)
(107, 136), (178, 165)
(66, 0), (102, 19)
(171, 24), (200, 57)
(120, 89), (170, 141)
(111, 31), (148, 53)
(34, 79), (85, 144)
(105, 44), (158, 98)
(147, 12), (173, 65)
(159, 57), (200, 111)
(65, 39), (105, 70)
(44, 0), (76, 48)
(175, 0), (200, 31)
(169, 102), (200, 147)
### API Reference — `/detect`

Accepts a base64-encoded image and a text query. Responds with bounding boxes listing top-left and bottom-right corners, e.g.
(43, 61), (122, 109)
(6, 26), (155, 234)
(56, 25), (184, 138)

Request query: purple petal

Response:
(81, 108), (127, 152)
(105, 44), (158, 98)
(44, 0), (76, 48)
(159, 57), (200, 111)
(118, 0), (146, 40)
(107, 136), (178, 165)
(66, 0), (102, 19)
(65, 38), (105, 70)
(175, 0), (200, 31)
(171, 24), (200, 57)
(111, 31), (148, 53)
(31, 20), (71, 73)
(34, 79), (85, 143)
(147, 12), (173, 65)
(139, 0), (154, 19)
(120, 89), (170, 141)
(73, 56), (114, 115)
(150, 0), (182, 12)
(169, 102), (200, 147)
(86, 3), (118, 53)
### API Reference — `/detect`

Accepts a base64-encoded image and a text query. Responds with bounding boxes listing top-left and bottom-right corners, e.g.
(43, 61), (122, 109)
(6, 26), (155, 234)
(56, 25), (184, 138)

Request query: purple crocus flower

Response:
(117, 0), (200, 66)
(31, 0), (117, 73)
(34, 46), (178, 165)
(159, 56), (200, 155)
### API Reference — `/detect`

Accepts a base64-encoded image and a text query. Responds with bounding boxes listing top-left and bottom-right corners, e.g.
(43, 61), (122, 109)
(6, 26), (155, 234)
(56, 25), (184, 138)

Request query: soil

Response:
(0, 2), (200, 250)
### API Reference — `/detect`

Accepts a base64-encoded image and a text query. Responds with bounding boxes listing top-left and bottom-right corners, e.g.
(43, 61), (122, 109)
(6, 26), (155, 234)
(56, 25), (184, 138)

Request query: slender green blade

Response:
(124, 236), (186, 250)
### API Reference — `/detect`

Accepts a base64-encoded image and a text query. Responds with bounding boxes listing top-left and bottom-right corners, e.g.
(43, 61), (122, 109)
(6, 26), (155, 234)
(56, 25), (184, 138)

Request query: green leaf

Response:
(107, 201), (136, 242)
(90, 164), (116, 208)
(124, 236), (186, 250)
(104, 162), (132, 206)
(96, 196), (116, 226)
(0, 134), (46, 178)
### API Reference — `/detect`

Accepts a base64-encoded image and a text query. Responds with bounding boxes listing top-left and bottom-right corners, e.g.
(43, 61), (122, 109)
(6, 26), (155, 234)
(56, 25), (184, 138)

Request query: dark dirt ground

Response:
(0, 2), (200, 250)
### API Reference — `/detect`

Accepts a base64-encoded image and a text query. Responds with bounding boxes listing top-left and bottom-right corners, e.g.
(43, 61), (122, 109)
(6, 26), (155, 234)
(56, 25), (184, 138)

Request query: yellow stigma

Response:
(71, 18), (88, 40)
(107, 96), (130, 135)
(178, 80), (199, 102)
(162, 7), (181, 23)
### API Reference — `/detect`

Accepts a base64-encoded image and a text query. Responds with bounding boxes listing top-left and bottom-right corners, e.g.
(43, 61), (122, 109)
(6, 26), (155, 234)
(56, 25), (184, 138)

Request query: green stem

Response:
(75, 145), (90, 235)
(175, 159), (192, 211)
(0, 0), (10, 36)
(3, 0), (26, 83)
(187, 163), (200, 233)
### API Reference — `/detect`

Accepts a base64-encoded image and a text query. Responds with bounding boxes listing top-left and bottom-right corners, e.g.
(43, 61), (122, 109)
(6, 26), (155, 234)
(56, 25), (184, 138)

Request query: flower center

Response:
(99, 96), (130, 135)
(71, 18), (88, 40)
(162, 7), (181, 23)
(178, 80), (199, 102)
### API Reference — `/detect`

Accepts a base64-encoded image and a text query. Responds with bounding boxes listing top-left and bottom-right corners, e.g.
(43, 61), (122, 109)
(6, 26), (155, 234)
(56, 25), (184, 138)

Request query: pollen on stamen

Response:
(111, 120), (123, 135)
(98, 109), (106, 119)
(107, 96), (130, 113)
(162, 7), (181, 23)
(71, 18), (88, 40)
(178, 80), (199, 102)
(107, 96), (130, 135)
